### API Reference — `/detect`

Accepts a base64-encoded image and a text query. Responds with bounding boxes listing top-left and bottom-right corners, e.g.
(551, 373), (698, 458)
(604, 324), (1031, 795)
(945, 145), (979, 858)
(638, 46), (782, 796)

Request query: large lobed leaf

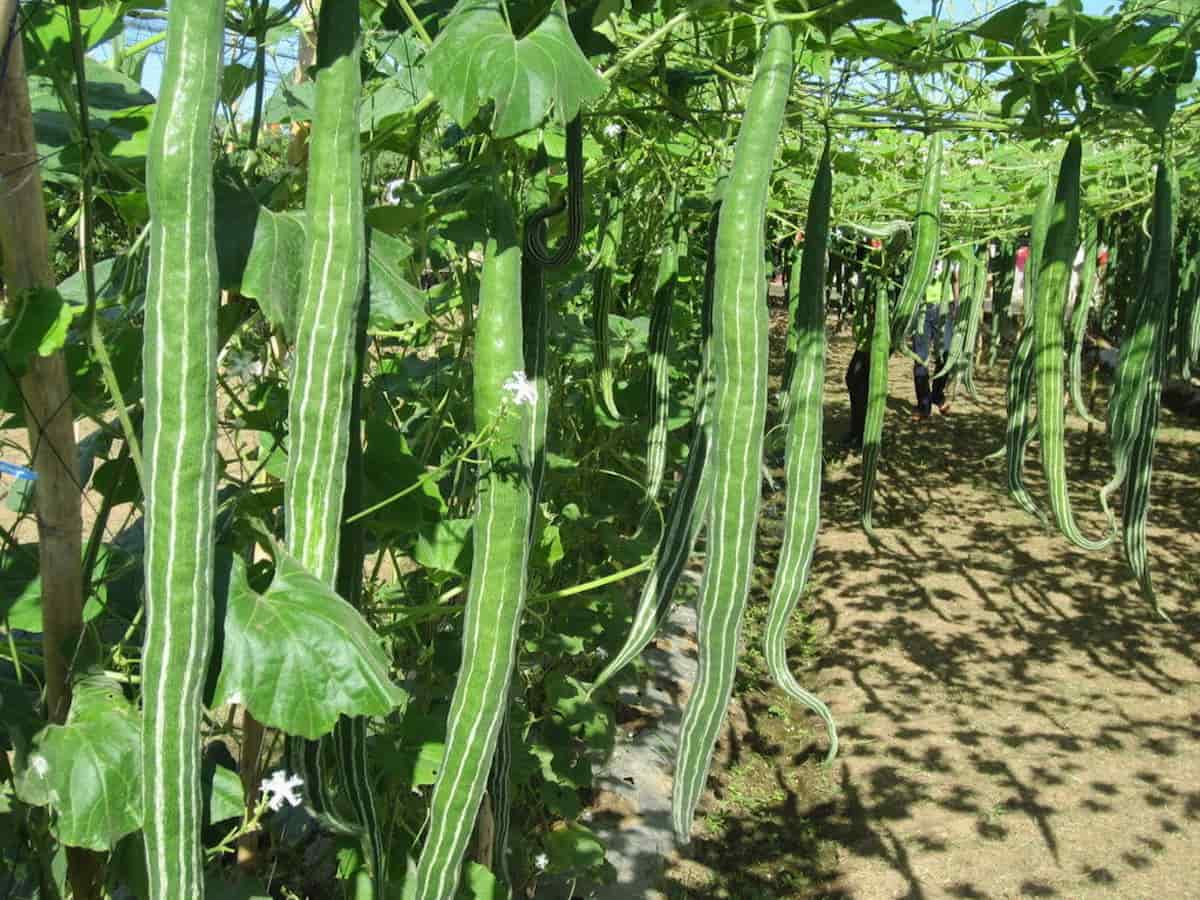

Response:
(213, 548), (406, 739)
(14, 677), (142, 851)
(425, 0), (606, 137)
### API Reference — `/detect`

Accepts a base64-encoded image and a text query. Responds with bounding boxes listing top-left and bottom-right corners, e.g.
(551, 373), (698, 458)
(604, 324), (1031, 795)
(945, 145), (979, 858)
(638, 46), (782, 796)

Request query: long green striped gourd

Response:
(282, 0), (370, 841)
(140, 2), (223, 896)
(1032, 136), (1112, 551)
(593, 187), (624, 419)
(644, 184), (681, 505)
(672, 22), (791, 843)
(589, 201), (718, 692)
(1102, 159), (1174, 614)
(1004, 178), (1053, 522)
(931, 249), (984, 383)
(958, 250), (988, 400)
(333, 287), (382, 880)
(1067, 218), (1102, 426)
(860, 281), (890, 536)
(988, 242), (1015, 366)
(486, 166), (581, 886)
(524, 116), (585, 267)
(1172, 230), (1200, 379)
(412, 193), (532, 900)
(762, 139), (837, 759)
(890, 132), (943, 352)
(777, 231), (806, 420)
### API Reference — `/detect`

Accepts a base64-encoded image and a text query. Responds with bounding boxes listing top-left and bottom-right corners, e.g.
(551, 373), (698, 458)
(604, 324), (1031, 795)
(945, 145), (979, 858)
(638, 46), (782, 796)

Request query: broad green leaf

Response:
(414, 517), (473, 574)
(205, 763), (245, 825)
(14, 677), (141, 851)
(213, 549), (406, 739)
(368, 230), (428, 328)
(0, 288), (75, 363)
(1, 543), (106, 632)
(28, 61), (154, 176)
(461, 862), (502, 898)
(543, 822), (606, 873)
(425, 0), (606, 137)
(22, 4), (125, 74)
(242, 209), (307, 341)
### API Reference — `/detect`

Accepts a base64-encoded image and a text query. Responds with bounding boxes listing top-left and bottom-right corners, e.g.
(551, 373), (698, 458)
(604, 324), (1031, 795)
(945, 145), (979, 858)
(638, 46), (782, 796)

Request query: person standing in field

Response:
(911, 258), (957, 419)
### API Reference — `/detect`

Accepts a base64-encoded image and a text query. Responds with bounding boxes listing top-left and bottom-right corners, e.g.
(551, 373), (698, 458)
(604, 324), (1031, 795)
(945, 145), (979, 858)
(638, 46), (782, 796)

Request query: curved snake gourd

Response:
(672, 20), (792, 843)
(1102, 160), (1175, 616)
(763, 139), (837, 759)
(644, 183), (682, 506)
(1004, 177), (1053, 523)
(890, 132), (943, 352)
(282, 0), (379, 874)
(1067, 217), (1103, 426)
(860, 280), (891, 536)
(141, 2), (224, 896)
(1032, 136), (1112, 551)
(593, 186), (625, 420)
(412, 193), (532, 900)
(590, 200), (718, 693)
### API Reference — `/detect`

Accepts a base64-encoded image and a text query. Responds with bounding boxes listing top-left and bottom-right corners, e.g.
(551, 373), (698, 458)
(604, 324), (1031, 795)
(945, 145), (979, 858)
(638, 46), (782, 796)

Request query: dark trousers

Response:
(913, 305), (951, 414)
(845, 349), (870, 446)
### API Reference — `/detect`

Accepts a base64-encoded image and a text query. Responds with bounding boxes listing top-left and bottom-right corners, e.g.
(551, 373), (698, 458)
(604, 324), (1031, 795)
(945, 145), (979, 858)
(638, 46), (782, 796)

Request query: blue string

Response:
(0, 460), (38, 481)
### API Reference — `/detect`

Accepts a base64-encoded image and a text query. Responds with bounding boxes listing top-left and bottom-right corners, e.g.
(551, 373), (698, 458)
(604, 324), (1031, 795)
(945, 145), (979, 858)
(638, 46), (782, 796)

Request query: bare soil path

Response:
(664, 330), (1200, 899)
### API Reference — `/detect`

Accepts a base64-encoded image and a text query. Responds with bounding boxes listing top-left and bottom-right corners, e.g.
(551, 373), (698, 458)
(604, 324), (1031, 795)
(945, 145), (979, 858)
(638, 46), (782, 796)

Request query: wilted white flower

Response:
(603, 122), (623, 139)
(966, 157), (985, 167)
(260, 769), (304, 811)
(225, 349), (263, 382)
(579, 809), (593, 822)
(30, 754), (49, 777)
(502, 370), (538, 406)
(534, 852), (549, 872)
(595, 646), (609, 661)
(385, 178), (406, 205)
(226, 690), (245, 706)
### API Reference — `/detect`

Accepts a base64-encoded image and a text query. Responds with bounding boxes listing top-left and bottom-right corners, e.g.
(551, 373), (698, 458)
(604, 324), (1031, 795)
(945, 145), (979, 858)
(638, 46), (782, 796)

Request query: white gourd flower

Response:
(595, 646), (609, 660)
(534, 852), (549, 872)
(603, 122), (623, 138)
(30, 754), (49, 777)
(260, 769), (304, 811)
(502, 370), (538, 406)
(385, 178), (406, 205)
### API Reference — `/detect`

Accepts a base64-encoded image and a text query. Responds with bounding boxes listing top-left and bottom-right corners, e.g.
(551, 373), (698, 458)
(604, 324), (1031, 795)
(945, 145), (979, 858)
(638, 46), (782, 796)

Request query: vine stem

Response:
(602, 11), (690, 81)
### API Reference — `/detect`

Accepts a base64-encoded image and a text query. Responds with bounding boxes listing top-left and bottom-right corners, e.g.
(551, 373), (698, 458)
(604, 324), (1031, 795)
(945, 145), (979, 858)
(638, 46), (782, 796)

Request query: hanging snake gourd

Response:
(1032, 136), (1112, 551)
(672, 21), (791, 842)
(1103, 159), (1175, 615)
(412, 193), (532, 900)
(763, 139), (837, 758)
(140, 2), (224, 896)
(645, 183), (682, 506)
(890, 132), (943, 352)
(589, 201), (718, 692)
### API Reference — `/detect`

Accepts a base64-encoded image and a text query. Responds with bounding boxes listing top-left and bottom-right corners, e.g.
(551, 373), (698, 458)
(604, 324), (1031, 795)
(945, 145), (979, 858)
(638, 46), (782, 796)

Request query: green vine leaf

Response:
(426, 0), (606, 138)
(14, 676), (142, 851)
(213, 549), (406, 739)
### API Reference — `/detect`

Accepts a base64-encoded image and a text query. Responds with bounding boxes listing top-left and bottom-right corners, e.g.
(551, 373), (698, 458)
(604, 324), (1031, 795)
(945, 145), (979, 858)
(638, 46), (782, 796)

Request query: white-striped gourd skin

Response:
(284, 0), (366, 587)
(1004, 179), (1053, 523)
(890, 132), (943, 351)
(140, 3), (224, 897)
(594, 189), (624, 420)
(860, 281), (890, 536)
(413, 199), (531, 900)
(1068, 219), (1102, 425)
(959, 250), (988, 400)
(672, 22), (792, 843)
(589, 204), (718, 693)
(1032, 136), (1112, 551)
(763, 142), (837, 759)
(1105, 161), (1174, 613)
(645, 185), (681, 505)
